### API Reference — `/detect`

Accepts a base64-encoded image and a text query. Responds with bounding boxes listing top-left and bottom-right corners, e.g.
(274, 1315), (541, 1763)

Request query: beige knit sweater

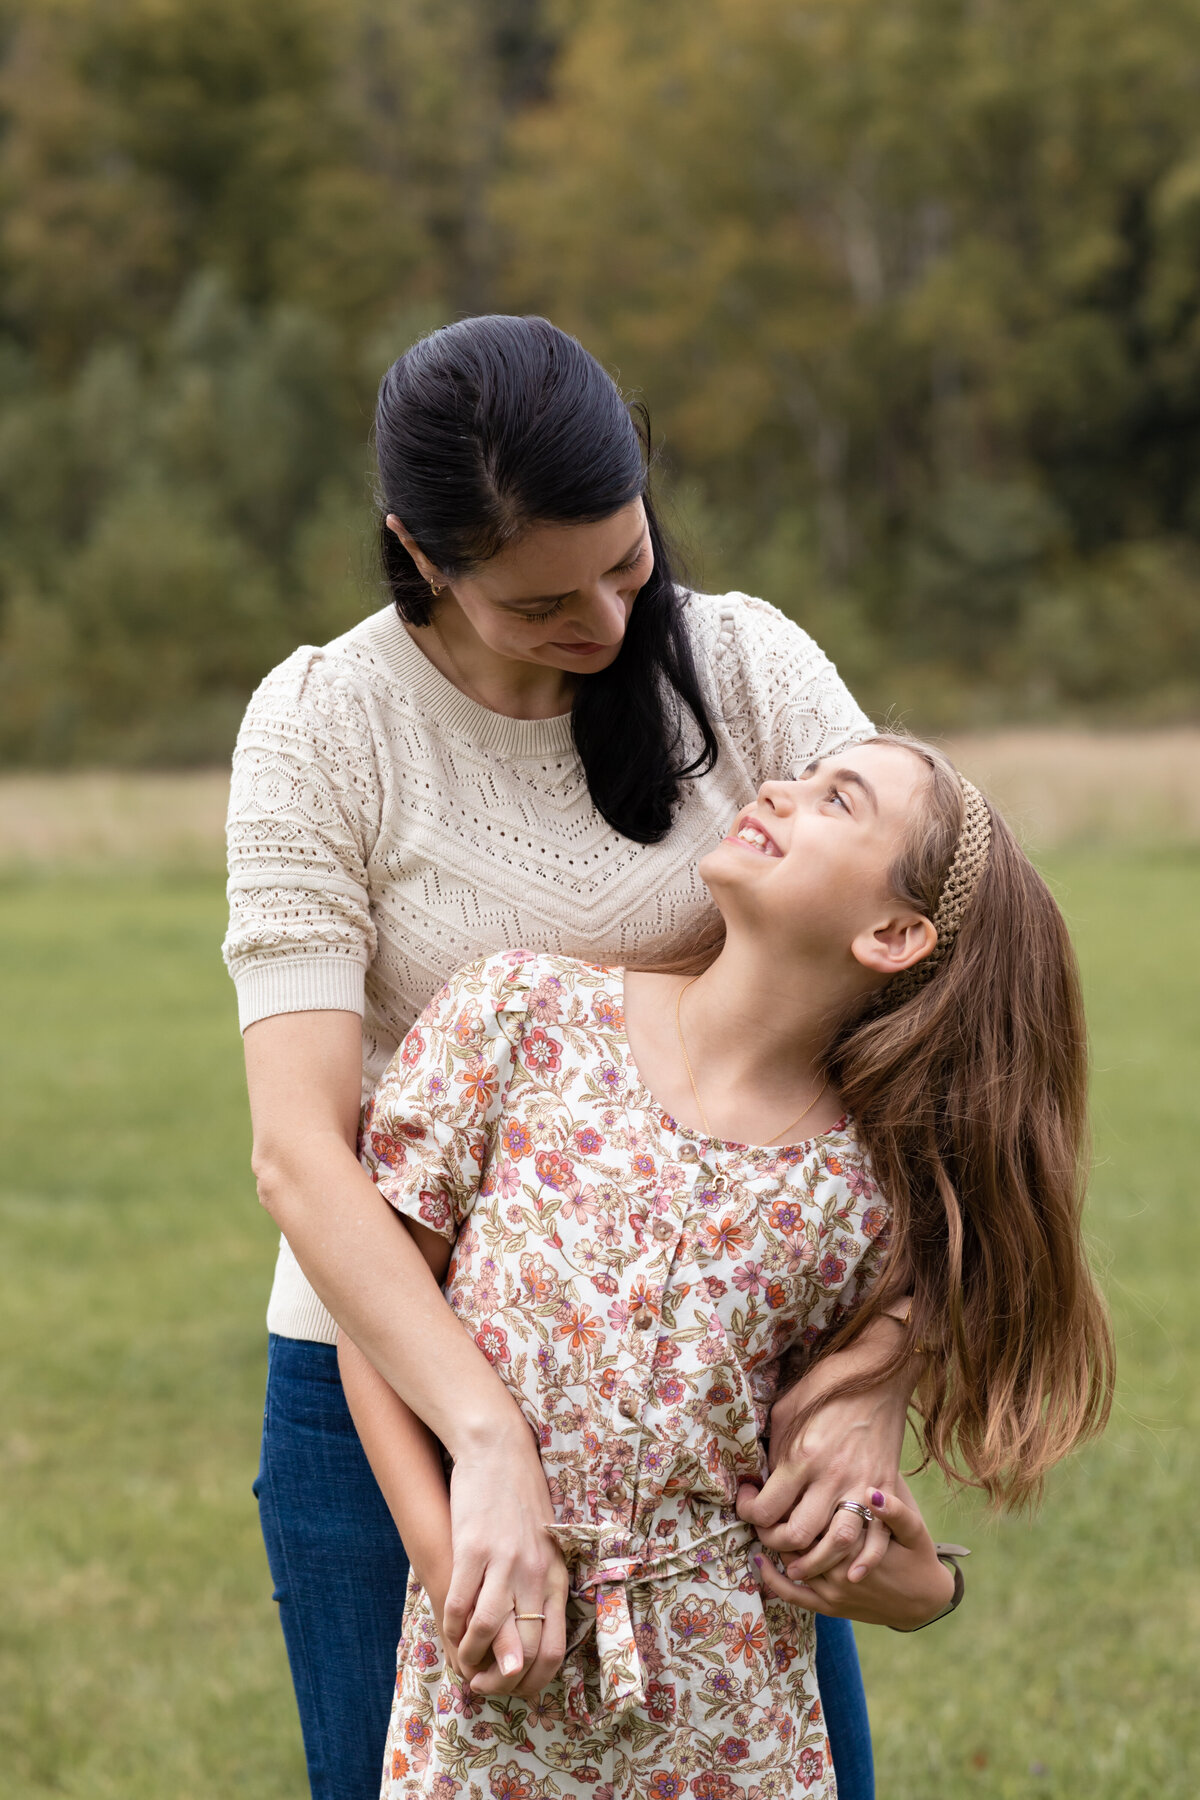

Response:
(224, 590), (872, 1342)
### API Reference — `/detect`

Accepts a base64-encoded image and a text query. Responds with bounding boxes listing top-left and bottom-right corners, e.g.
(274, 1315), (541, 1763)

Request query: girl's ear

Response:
(850, 911), (938, 979)
(385, 515), (443, 587)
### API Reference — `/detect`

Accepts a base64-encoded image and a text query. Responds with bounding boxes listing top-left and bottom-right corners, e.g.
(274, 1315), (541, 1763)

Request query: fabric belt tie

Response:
(544, 1516), (757, 1720)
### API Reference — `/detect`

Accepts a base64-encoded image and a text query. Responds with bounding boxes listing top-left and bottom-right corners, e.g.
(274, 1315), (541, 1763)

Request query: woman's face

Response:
(387, 499), (652, 675)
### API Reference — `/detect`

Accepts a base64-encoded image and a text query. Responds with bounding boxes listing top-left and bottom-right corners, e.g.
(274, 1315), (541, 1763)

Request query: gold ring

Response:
(513, 1611), (546, 1622)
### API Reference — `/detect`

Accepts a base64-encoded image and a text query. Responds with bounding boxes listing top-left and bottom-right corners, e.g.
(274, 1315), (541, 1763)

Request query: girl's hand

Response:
(755, 1484), (956, 1631)
(738, 1319), (913, 1582)
(441, 1420), (570, 1699)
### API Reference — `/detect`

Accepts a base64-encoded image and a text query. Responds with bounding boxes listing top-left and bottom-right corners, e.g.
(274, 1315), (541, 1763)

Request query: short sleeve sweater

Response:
(223, 590), (872, 1341)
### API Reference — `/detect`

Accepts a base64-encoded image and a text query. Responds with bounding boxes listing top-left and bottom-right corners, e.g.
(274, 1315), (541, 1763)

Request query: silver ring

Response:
(834, 1500), (875, 1527)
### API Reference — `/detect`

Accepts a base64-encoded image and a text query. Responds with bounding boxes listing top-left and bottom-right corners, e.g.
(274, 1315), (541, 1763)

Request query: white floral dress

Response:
(359, 953), (891, 1800)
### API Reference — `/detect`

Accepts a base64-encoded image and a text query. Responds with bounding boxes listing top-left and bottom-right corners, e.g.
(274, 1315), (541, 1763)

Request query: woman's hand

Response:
(737, 1317), (915, 1582)
(443, 1419), (571, 1699)
(755, 1484), (956, 1631)
(390, 1422), (570, 1698)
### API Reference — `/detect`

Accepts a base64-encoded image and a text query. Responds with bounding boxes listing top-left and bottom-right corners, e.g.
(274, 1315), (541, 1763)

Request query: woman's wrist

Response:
(782, 1317), (915, 1419)
(862, 1305), (925, 1367)
(443, 1398), (538, 1465)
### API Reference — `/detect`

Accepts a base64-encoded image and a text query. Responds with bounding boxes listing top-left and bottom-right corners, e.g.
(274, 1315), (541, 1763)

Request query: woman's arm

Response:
(243, 1007), (567, 1691)
(739, 1312), (921, 1580)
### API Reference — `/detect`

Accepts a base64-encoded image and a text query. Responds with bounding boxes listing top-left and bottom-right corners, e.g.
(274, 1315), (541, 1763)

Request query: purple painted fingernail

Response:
(753, 1554), (764, 1567)
(871, 1490), (885, 1509)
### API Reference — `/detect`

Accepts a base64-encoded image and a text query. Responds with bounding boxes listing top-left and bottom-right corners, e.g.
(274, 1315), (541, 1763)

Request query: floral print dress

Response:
(359, 953), (890, 1800)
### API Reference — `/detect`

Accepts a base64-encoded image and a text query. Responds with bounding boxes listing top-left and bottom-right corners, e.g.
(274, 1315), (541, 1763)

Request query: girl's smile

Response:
(725, 812), (784, 856)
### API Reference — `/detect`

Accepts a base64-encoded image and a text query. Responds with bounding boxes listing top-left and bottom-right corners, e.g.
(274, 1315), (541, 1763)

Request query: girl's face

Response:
(387, 499), (652, 675)
(700, 742), (937, 977)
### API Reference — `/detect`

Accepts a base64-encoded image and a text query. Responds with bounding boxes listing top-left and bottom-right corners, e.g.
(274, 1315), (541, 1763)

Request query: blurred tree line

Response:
(1, 0), (1199, 763)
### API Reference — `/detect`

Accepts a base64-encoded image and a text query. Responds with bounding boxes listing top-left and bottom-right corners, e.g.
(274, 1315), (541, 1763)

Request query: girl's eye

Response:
(826, 786), (849, 811)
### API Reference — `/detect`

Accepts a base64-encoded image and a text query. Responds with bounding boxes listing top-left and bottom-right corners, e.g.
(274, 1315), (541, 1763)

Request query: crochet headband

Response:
(886, 777), (993, 1004)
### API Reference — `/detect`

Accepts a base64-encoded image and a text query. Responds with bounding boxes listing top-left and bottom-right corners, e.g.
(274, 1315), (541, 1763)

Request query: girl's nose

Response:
(756, 780), (795, 815)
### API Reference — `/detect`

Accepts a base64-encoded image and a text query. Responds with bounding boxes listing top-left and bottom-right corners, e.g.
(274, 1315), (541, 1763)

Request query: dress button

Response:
(618, 1395), (639, 1420)
(605, 1483), (624, 1504)
(632, 1307), (654, 1329)
(652, 1220), (674, 1241)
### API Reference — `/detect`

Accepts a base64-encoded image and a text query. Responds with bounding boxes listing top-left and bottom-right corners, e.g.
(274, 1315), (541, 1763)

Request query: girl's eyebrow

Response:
(497, 530), (647, 610)
(831, 768), (879, 813)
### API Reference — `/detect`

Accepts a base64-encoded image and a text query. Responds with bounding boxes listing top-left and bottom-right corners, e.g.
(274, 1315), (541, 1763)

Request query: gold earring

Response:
(429, 579), (446, 598)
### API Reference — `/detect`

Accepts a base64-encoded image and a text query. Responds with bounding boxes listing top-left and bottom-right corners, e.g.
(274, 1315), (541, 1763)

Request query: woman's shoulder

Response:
(682, 589), (872, 768)
(684, 589), (828, 676)
(242, 606), (411, 720)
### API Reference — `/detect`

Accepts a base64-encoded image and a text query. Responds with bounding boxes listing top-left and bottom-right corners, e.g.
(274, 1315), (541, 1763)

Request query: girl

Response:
(338, 737), (1113, 1798)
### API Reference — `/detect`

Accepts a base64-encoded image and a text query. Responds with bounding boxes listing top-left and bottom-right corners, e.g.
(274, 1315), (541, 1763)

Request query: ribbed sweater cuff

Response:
(235, 954), (366, 1031)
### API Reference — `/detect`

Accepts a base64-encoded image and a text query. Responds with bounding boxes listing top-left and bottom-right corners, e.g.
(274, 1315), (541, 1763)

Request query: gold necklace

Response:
(674, 976), (830, 1146)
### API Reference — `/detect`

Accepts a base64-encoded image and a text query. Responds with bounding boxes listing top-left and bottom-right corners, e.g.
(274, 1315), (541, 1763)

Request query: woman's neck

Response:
(409, 600), (577, 720)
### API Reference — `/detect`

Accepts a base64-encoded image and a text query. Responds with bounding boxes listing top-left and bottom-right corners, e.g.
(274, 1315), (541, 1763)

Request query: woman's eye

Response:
(522, 597), (567, 622)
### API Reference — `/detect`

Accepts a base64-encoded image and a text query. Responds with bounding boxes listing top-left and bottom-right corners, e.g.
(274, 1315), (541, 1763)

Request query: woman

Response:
(227, 315), (912, 1800)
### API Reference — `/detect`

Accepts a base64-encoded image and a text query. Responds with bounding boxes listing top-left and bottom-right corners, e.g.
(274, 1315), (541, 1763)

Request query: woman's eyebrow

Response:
(497, 530), (646, 610)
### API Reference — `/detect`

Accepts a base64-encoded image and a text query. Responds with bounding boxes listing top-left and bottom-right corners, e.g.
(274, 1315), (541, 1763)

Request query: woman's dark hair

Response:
(375, 315), (718, 843)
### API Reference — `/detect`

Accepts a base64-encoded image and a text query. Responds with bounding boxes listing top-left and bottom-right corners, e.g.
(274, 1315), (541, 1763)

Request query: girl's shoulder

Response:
(769, 1122), (892, 1251)
(432, 950), (621, 1021)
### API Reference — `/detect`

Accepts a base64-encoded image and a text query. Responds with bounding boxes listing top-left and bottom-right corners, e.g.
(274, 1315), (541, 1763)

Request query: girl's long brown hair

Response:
(786, 737), (1115, 1509)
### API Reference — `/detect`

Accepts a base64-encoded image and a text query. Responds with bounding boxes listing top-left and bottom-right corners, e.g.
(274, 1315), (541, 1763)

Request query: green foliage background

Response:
(1, 0), (1200, 760)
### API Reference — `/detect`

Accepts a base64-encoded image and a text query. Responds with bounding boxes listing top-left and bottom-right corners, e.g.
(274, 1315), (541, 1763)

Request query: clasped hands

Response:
(737, 1343), (953, 1630)
(430, 1346), (947, 1697)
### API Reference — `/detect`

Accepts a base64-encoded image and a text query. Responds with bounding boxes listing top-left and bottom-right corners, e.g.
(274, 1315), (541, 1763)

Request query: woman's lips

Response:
(550, 640), (610, 657)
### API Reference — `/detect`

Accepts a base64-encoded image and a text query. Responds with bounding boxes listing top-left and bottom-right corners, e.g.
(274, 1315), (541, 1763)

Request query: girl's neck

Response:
(408, 600), (577, 720)
(624, 938), (859, 1146)
(683, 938), (847, 1085)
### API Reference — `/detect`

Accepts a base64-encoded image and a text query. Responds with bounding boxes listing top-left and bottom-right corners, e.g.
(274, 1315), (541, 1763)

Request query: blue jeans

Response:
(256, 1335), (873, 1800)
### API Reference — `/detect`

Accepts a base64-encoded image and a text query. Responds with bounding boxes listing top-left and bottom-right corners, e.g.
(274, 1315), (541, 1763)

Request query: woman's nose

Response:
(578, 583), (633, 644)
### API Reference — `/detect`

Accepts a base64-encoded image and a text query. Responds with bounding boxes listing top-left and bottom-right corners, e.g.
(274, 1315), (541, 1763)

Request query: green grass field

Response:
(0, 855), (1196, 1798)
